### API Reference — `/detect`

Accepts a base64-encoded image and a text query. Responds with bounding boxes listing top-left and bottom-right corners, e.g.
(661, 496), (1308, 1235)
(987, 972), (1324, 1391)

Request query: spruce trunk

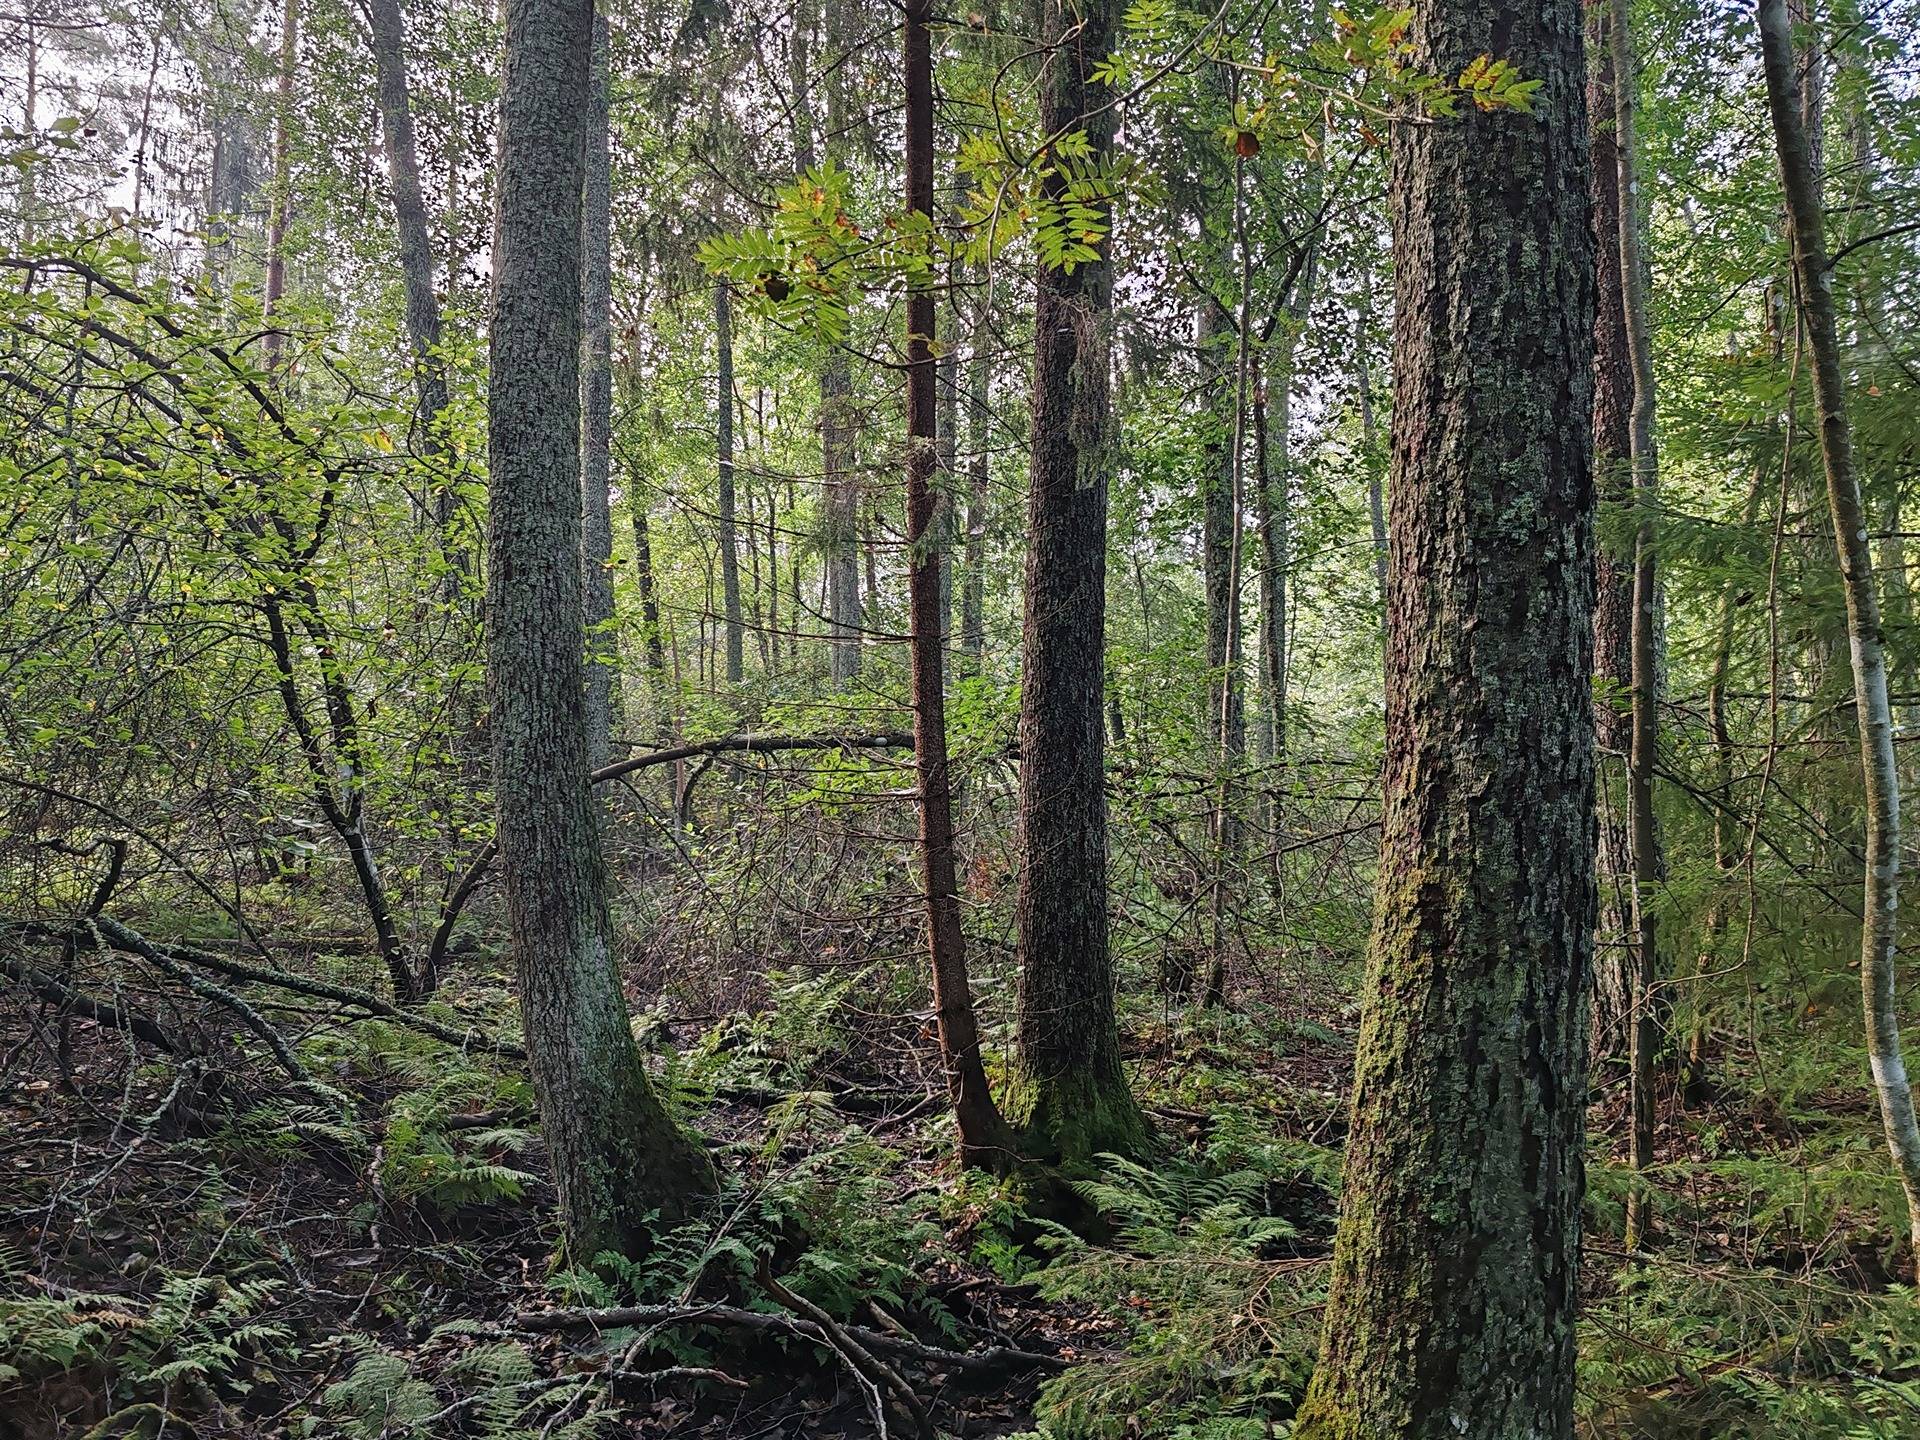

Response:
(1292, 0), (1595, 1425)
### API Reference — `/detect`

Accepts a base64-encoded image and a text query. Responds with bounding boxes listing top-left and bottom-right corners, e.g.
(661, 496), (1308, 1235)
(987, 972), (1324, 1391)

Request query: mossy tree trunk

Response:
(1008, 0), (1148, 1168)
(1292, 0), (1595, 1426)
(488, 0), (715, 1260)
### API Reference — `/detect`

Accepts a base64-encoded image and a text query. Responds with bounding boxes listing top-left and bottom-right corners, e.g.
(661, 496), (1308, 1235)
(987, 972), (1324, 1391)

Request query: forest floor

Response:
(1, 919), (1914, 1439)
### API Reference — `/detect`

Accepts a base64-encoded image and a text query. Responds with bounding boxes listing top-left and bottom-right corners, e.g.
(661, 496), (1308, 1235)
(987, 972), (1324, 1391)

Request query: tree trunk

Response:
(937, 299), (960, 650)
(488, 0), (714, 1260)
(1587, 0), (1637, 1067)
(366, 0), (450, 453)
(715, 281), (745, 685)
(1009, 0), (1147, 1166)
(803, 0), (861, 686)
(261, 0), (296, 375)
(1199, 299), (1245, 761)
(580, 9), (617, 770)
(1291, 0), (1594, 1426)
(1608, 0), (1664, 1252)
(962, 287), (991, 668)
(903, 0), (1015, 1168)
(1758, 0), (1920, 1267)
(1356, 295), (1388, 616)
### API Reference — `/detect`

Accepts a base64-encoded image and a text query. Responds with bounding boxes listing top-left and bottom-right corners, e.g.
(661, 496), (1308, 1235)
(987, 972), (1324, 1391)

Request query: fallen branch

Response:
(0, 953), (183, 1055)
(762, 1264), (930, 1439)
(511, 1300), (1066, 1376)
(2, 917), (523, 1062)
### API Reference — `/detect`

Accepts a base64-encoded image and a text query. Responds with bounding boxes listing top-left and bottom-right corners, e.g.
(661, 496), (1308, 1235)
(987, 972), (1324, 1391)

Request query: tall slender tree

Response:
(581, 7), (618, 769)
(1292, 0), (1596, 1429)
(715, 278), (745, 685)
(488, 0), (714, 1258)
(1587, 0), (1637, 1064)
(1010, 0), (1147, 1165)
(903, 0), (1014, 1166)
(1758, 0), (1920, 1267)
(1607, 0), (1664, 1251)
(365, 0), (456, 538)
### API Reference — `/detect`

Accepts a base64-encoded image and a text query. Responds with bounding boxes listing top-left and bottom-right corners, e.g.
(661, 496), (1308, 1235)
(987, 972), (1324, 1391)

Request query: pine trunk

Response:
(1587, 0), (1637, 1067)
(1608, 0), (1663, 1251)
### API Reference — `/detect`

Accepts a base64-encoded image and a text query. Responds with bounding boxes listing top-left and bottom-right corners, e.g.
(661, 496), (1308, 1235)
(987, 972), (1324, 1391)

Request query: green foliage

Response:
(318, 1330), (604, 1440)
(1580, 1261), (1920, 1439)
(0, 1244), (293, 1405)
(1026, 1154), (1327, 1439)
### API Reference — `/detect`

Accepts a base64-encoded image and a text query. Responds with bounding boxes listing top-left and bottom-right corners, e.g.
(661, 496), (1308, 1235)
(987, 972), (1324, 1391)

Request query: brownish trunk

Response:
(903, 0), (1015, 1168)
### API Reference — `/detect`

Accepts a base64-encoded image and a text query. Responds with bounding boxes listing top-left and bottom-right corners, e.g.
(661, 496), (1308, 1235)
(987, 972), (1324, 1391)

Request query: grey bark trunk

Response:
(580, 10), (617, 770)
(366, 0), (455, 518)
(488, 0), (714, 1258)
(1588, 0), (1638, 1066)
(1608, 0), (1664, 1252)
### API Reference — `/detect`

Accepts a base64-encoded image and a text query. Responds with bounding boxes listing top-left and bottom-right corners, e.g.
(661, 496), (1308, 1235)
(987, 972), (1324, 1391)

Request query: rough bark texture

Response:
(1587, 0), (1637, 1065)
(1009, 0), (1147, 1166)
(1758, 0), (1920, 1266)
(1291, 0), (1595, 1427)
(903, 0), (1015, 1168)
(714, 281), (745, 685)
(580, 10), (617, 770)
(488, 0), (713, 1260)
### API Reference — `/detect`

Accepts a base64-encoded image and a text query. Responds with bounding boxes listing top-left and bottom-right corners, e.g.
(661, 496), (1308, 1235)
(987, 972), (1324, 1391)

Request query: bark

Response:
(1758, 0), (1920, 1267)
(962, 287), (991, 667)
(1356, 297), (1388, 614)
(488, 0), (714, 1259)
(938, 299), (960, 649)
(802, 0), (861, 685)
(1588, 0), (1637, 1065)
(1009, 0), (1147, 1166)
(1608, 0), (1663, 1252)
(580, 10), (617, 770)
(715, 281), (745, 685)
(903, 0), (1016, 1168)
(260, 0), (296, 375)
(366, 0), (452, 473)
(1291, 0), (1595, 1426)
(1198, 299), (1245, 760)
